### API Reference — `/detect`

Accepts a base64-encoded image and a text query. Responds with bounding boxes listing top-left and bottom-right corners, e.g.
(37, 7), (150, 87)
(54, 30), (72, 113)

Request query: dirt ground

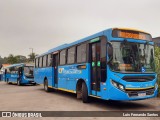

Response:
(0, 81), (159, 120)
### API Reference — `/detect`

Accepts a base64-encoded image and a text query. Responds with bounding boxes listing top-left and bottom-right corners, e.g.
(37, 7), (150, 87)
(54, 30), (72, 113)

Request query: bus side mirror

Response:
(107, 42), (113, 59)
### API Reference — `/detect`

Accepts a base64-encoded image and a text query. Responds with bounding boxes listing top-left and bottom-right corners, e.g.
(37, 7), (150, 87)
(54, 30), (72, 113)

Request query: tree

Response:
(0, 56), (4, 65)
(155, 46), (160, 72)
(28, 53), (37, 62)
(7, 54), (18, 64)
(155, 46), (160, 96)
(15, 55), (27, 63)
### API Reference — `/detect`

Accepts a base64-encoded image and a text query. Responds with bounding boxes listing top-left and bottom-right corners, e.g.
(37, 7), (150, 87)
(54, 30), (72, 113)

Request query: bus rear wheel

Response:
(82, 82), (90, 103)
(44, 79), (51, 92)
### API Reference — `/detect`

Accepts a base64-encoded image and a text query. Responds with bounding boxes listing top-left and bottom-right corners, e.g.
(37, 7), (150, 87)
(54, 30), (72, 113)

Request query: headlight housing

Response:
(155, 82), (158, 89)
(111, 80), (125, 91)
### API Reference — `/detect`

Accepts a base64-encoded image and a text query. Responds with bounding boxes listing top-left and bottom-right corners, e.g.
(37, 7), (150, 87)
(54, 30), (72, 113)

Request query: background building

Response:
(153, 37), (160, 46)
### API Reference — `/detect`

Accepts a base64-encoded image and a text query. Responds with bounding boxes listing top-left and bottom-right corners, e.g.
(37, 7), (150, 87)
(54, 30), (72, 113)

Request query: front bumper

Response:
(108, 86), (158, 101)
(28, 81), (36, 84)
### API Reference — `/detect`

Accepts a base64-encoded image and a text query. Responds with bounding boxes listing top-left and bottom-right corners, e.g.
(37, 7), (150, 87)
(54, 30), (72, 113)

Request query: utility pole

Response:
(29, 48), (34, 62)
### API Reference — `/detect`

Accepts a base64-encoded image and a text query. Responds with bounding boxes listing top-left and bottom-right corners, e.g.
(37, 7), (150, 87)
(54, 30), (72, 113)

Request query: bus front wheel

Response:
(7, 78), (9, 84)
(17, 79), (21, 86)
(44, 79), (52, 92)
(82, 82), (90, 103)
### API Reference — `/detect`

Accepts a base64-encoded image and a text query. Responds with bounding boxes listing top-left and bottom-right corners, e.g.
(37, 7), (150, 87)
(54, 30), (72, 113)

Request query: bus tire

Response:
(17, 79), (21, 86)
(7, 78), (9, 84)
(33, 83), (37, 86)
(82, 82), (90, 103)
(44, 79), (51, 92)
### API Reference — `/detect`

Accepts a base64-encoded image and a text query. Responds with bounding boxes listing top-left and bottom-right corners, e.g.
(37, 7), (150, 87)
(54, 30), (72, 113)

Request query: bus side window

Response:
(35, 58), (37, 68)
(6, 68), (10, 74)
(39, 57), (43, 68)
(47, 54), (52, 67)
(60, 50), (66, 65)
(67, 47), (75, 64)
(37, 58), (39, 68)
(43, 55), (47, 67)
(77, 44), (87, 63)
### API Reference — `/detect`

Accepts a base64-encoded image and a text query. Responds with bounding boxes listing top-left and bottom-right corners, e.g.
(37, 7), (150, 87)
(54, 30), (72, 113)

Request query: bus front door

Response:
(90, 42), (101, 96)
(4, 69), (7, 82)
(53, 53), (58, 87)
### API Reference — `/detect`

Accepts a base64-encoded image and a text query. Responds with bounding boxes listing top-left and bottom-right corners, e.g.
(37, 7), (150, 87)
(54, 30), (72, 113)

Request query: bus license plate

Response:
(138, 92), (146, 97)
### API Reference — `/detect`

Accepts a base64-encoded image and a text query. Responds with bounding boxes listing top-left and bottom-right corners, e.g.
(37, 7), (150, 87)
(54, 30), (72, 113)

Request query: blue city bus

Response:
(4, 63), (36, 85)
(34, 28), (158, 103)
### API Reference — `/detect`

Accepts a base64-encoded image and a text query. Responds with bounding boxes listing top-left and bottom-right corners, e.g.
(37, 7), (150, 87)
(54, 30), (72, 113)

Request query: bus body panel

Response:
(5, 73), (34, 84)
(35, 28), (158, 101)
(58, 63), (91, 93)
(34, 67), (53, 87)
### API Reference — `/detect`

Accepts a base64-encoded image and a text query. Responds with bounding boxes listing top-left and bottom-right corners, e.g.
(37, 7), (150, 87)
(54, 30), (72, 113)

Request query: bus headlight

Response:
(119, 84), (125, 91)
(155, 83), (158, 89)
(111, 80), (125, 91)
(111, 80), (118, 88)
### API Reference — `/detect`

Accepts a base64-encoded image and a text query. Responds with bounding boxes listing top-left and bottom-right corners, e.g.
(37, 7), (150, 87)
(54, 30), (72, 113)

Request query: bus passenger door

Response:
(4, 69), (7, 82)
(90, 42), (101, 96)
(18, 67), (23, 81)
(53, 53), (58, 88)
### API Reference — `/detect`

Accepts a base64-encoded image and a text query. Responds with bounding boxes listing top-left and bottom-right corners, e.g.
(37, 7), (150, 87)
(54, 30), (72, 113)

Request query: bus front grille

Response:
(126, 88), (155, 97)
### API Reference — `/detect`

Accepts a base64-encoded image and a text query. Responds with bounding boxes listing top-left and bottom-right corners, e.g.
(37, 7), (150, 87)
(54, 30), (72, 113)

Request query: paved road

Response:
(0, 81), (159, 120)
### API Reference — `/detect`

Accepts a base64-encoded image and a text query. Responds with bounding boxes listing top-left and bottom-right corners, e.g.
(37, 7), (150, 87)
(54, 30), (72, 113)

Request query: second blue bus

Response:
(4, 63), (36, 85)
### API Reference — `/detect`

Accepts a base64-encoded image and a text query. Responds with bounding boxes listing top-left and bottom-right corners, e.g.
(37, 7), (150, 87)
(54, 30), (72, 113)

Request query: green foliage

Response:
(0, 56), (4, 65)
(155, 46), (160, 73)
(155, 46), (160, 95)
(28, 53), (36, 62)
(0, 54), (28, 65)
(7, 54), (18, 64)
(0, 53), (37, 66)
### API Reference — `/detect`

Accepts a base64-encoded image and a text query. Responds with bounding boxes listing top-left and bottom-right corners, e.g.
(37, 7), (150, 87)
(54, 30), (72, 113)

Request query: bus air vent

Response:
(122, 76), (155, 82)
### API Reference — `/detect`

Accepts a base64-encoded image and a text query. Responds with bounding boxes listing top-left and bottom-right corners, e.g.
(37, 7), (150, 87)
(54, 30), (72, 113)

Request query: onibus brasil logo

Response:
(1, 112), (42, 118)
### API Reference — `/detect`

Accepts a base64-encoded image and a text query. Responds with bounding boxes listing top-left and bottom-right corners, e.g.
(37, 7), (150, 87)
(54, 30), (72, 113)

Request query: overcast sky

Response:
(0, 0), (160, 57)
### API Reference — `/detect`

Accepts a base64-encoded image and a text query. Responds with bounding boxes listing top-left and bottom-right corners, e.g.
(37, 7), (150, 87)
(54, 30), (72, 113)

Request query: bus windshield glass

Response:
(109, 42), (155, 73)
(24, 66), (34, 78)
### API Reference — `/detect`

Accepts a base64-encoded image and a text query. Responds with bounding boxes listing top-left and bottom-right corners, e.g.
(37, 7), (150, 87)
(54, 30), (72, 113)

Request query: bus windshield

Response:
(24, 66), (34, 78)
(109, 42), (155, 73)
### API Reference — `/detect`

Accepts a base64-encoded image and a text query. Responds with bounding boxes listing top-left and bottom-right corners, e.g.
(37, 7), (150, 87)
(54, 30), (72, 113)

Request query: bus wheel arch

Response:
(76, 79), (84, 99)
(44, 77), (47, 83)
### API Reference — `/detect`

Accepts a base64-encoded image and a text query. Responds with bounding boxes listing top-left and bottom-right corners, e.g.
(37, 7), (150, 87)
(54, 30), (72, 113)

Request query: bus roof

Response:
(5, 63), (34, 68)
(36, 27), (151, 58)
